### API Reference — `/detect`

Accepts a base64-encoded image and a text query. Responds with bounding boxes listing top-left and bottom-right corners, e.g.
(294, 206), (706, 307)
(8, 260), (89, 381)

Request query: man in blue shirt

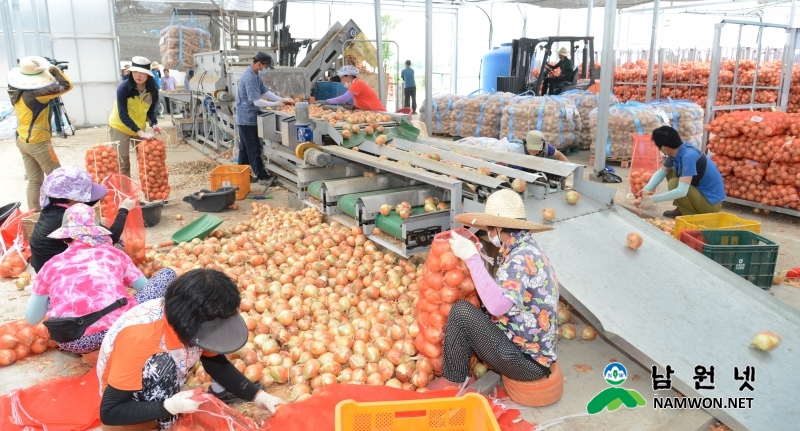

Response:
(235, 52), (293, 184)
(636, 126), (726, 217)
(401, 60), (416, 113)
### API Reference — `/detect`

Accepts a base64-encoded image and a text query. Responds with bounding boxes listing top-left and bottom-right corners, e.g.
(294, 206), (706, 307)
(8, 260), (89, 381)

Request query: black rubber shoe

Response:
(663, 208), (682, 218)
(208, 383), (264, 404)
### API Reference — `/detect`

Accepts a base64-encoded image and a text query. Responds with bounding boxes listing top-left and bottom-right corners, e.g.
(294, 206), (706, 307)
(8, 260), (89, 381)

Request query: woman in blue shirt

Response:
(636, 126), (726, 217)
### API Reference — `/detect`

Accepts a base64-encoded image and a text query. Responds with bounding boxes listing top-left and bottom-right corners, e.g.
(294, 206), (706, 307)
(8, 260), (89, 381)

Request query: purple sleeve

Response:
(326, 91), (355, 105)
(464, 255), (514, 316)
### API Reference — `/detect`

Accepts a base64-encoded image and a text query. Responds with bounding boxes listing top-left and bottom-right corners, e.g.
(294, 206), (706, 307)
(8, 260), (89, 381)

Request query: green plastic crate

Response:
(698, 230), (779, 289)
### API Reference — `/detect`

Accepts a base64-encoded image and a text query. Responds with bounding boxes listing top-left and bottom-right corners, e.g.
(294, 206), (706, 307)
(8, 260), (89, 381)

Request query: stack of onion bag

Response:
(159, 25), (212, 70)
(590, 101), (669, 160)
(500, 95), (579, 149)
(560, 90), (619, 149)
(451, 92), (515, 138)
(419, 94), (463, 136)
(647, 99), (704, 146)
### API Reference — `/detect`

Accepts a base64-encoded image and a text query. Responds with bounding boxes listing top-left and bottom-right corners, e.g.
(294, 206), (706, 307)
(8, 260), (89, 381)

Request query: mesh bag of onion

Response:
(628, 134), (662, 196)
(452, 92), (516, 139)
(419, 94), (462, 135)
(136, 138), (171, 201)
(415, 229), (482, 377)
(560, 90), (619, 150)
(589, 102), (669, 160)
(172, 393), (258, 431)
(85, 144), (120, 222)
(0, 208), (34, 278)
(647, 99), (704, 147)
(102, 174), (146, 265)
(499, 95), (578, 148)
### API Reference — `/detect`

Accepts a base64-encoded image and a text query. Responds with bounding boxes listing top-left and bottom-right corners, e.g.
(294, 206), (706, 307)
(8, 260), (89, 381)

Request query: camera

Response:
(44, 57), (68, 71)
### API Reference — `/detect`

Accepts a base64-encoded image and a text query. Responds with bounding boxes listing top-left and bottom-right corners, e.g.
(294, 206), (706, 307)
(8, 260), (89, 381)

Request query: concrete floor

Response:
(1, 125), (797, 430)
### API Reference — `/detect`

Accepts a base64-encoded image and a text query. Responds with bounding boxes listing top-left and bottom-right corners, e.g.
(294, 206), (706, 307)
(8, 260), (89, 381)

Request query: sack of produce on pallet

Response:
(419, 94), (462, 135)
(415, 229), (482, 376)
(589, 101), (669, 160)
(451, 92), (515, 138)
(499, 95), (579, 149)
(158, 18), (212, 70)
(647, 99), (704, 146)
(560, 90), (619, 149)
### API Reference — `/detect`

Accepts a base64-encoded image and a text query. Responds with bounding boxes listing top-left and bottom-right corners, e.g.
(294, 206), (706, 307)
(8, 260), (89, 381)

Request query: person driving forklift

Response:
(541, 47), (573, 95)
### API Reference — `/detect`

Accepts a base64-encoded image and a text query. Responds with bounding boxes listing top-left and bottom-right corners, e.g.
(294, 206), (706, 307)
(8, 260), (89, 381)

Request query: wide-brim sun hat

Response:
(558, 47), (568, 56)
(7, 56), (56, 90)
(128, 56), (153, 77)
(337, 65), (360, 78)
(191, 314), (249, 354)
(47, 203), (111, 240)
(455, 189), (554, 233)
(150, 61), (161, 69)
(40, 166), (108, 209)
(526, 130), (545, 152)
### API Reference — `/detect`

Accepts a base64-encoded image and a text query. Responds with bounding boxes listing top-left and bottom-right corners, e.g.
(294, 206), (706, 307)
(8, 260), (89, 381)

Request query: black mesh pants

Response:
(443, 300), (551, 383)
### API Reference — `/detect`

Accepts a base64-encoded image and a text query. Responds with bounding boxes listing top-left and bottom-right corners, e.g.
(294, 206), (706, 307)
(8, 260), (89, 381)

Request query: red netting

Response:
(101, 174), (146, 264)
(173, 394), (258, 431)
(85, 145), (120, 219)
(136, 138), (171, 201)
(1, 209), (34, 278)
(628, 134), (661, 196)
(415, 229), (482, 377)
(0, 371), (101, 431)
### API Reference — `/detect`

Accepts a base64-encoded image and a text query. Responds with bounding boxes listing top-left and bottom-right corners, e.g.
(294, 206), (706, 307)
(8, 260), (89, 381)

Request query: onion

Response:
(565, 190), (580, 205)
(270, 366), (289, 383)
(367, 373), (385, 385)
(0, 334), (19, 350)
(411, 370), (430, 388)
(542, 208), (556, 222)
(472, 362), (488, 379)
(626, 233), (643, 250)
(557, 309), (571, 324)
(0, 349), (16, 366)
(260, 374), (275, 388)
(385, 378), (402, 389)
(349, 354), (366, 369)
(16, 327), (35, 347)
(581, 326), (597, 341)
(750, 330), (781, 351)
(244, 364), (263, 382)
(561, 324), (577, 340)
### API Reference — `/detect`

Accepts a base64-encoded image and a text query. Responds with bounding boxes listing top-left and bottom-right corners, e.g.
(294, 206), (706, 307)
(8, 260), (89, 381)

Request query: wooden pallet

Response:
(589, 155), (631, 168)
(560, 145), (581, 157)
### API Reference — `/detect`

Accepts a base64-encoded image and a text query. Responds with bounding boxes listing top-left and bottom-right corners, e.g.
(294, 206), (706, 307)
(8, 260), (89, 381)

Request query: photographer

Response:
(8, 56), (73, 211)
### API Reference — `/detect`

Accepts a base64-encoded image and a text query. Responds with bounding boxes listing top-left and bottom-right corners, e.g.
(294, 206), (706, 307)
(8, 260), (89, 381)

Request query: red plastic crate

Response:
(679, 230), (707, 254)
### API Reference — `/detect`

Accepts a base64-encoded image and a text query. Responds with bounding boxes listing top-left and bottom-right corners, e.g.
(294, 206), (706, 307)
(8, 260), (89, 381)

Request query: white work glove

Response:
(137, 130), (153, 139)
(163, 389), (205, 415)
(119, 198), (137, 212)
(254, 390), (286, 414)
(31, 57), (52, 73)
(449, 233), (478, 260)
(153, 125), (163, 135)
(635, 194), (656, 210)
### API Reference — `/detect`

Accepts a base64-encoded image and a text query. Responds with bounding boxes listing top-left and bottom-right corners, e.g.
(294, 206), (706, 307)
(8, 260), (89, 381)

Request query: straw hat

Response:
(455, 189), (553, 233)
(7, 56), (56, 90)
(150, 60), (161, 70)
(557, 47), (568, 57)
(128, 56), (153, 77)
(526, 130), (545, 152)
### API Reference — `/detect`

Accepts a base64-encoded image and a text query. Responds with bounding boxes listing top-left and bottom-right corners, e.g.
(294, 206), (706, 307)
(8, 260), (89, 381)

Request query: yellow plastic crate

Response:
(335, 393), (501, 431)
(210, 165), (250, 200)
(672, 212), (761, 240)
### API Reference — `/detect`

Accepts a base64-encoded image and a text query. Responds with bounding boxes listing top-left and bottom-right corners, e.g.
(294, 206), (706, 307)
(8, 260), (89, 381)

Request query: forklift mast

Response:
(500, 36), (596, 96)
(272, 0), (311, 66)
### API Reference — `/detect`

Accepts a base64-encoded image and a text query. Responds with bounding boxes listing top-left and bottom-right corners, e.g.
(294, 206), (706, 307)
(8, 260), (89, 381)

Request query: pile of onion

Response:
(145, 204), (495, 398)
(0, 320), (54, 366)
(136, 138), (171, 201)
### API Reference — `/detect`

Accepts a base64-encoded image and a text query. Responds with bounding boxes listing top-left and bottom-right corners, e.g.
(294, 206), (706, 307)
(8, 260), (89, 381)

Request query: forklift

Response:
(497, 36), (597, 96)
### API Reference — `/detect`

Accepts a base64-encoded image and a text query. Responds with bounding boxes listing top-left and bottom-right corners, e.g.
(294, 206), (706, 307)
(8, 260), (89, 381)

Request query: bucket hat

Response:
(40, 166), (108, 209)
(455, 189), (553, 233)
(47, 203), (111, 245)
(526, 130), (545, 153)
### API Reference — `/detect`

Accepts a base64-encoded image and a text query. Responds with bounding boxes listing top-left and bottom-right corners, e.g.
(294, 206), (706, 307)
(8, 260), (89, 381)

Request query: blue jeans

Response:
(237, 124), (269, 180)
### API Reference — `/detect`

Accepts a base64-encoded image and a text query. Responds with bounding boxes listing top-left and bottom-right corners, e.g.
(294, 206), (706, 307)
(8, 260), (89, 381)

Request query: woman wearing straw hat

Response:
(108, 56), (163, 178)
(25, 203), (175, 355)
(429, 189), (560, 392)
(7, 56), (73, 211)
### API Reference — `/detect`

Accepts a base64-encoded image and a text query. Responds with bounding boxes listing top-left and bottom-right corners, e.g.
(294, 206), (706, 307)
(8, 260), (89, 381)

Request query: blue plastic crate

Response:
(315, 81), (346, 100)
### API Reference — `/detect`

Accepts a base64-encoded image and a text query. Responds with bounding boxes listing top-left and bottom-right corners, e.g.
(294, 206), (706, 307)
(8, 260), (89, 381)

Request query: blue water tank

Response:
(481, 43), (512, 93)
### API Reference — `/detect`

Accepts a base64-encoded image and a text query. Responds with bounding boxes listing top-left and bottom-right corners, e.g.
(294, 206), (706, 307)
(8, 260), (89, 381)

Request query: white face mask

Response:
(342, 80), (351, 89)
(489, 228), (503, 248)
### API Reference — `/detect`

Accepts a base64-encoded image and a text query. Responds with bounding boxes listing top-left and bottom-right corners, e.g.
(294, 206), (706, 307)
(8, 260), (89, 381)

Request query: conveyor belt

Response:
(375, 206), (427, 239)
(307, 181), (324, 200)
(336, 187), (422, 218)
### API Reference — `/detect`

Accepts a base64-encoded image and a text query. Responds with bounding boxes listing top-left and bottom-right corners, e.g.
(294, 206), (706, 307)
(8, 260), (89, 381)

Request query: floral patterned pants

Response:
(443, 300), (551, 382)
(133, 352), (181, 430)
(56, 269), (177, 354)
